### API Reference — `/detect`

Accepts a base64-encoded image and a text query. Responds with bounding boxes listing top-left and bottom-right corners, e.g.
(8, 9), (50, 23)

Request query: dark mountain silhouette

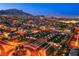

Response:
(0, 9), (32, 16)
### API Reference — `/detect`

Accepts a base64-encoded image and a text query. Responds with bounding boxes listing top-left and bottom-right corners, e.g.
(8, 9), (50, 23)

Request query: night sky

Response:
(0, 3), (79, 17)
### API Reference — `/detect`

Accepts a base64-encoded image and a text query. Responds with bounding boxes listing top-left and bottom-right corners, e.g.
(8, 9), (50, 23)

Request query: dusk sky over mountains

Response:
(0, 3), (79, 17)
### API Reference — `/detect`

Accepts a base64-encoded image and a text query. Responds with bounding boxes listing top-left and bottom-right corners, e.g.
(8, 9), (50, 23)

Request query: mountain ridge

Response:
(0, 9), (33, 16)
